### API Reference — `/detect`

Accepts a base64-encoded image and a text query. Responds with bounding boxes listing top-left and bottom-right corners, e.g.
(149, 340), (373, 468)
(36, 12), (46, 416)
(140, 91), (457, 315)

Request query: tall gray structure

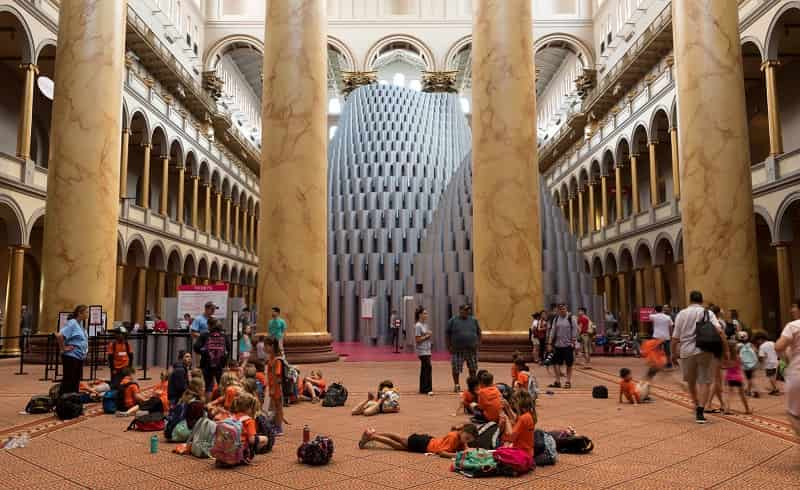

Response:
(328, 84), (599, 346)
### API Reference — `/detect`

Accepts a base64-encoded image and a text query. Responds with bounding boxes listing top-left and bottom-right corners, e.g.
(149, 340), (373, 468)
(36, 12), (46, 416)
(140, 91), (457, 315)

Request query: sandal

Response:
(706, 408), (722, 414)
(547, 382), (561, 388)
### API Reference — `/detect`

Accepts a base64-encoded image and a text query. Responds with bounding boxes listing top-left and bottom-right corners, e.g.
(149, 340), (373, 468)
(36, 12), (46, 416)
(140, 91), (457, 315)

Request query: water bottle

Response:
(150, 435), (158, 454)
(303, 425), (310, 443)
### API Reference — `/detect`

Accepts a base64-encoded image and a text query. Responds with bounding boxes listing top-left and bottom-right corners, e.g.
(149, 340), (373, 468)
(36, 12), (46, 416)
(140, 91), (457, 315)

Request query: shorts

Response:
(553, 346), (575, 367)
(680, 352), (713, 385)
(766, 368), (777, 378)
(531, 338), (541, 347)
(744, 369), (754, 380)
(407, 433), (433, 453)
(451, 350), (478, 374)
(727, 380), (743, 388)
(580, 334), (593, 353)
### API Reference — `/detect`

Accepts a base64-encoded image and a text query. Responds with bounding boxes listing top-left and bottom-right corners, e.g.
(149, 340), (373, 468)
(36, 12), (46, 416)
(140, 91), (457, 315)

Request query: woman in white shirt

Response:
(776, 301), (800, 437)
(415, 306), (433, 395)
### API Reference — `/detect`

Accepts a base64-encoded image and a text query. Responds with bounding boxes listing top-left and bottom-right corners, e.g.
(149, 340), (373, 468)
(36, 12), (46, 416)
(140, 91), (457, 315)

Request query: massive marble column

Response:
(673, 0), (762, 328)
(472, 0), (541, 361)
(16, 63), (37, 161)
(1, 246), (26, 354)
(258, 0), (336, 362)
(40, 0), (126, 330)
(762, 60), (783, 156)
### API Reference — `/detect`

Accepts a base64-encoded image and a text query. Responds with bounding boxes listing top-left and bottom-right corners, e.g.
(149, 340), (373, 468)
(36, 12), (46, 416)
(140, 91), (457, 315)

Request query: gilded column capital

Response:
(18, 63), (38, 74)
(341, 71), (378, 97)
(421, 71), (459, 93)
(648, 139), (659, 147)
(664, 55), (675, 67)
(143, 77), (155, 88)
(761, 59), (781, 71)
(141, 143), (151, 149)
(630, 152), (640, 159)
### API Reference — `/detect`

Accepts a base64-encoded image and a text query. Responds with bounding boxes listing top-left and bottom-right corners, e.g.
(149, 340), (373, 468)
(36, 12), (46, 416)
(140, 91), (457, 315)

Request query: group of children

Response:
(358, 361), (539, 460)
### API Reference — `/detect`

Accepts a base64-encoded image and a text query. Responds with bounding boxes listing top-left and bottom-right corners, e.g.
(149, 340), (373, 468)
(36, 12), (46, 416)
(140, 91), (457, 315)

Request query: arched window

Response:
(392, 73), (406, 87)
(328, 98), (341, 114)
(329, 126), (338, 140)
(460, 97), (470, 114)
(379, 80), (388, 85)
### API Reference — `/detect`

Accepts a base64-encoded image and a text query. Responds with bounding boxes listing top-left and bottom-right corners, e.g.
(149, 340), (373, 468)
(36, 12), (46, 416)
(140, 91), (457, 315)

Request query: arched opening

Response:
(147, 244), (166, 317)
(150, 127), (168, 212)
(654, 237), (679, 307)
(634, 242), (654, 313)
(183, 255), (197, 284)
(184, 152), (197, 225)
(167, 249), (182, 295)
(770, 8), (800, 153)
(31, 43), (56, 167)
(757, 212), (779, 337)
(210, 261), (220, 282)
(535, 39), (586, 144)
(0, 10), (33, 158)
(24, 214), (44, 331)
(650, 110), (674, 204)
(127, 112), (149, 205)
(742, 41), (769, 164)
(577, 169), (589, 237)
(211, 39), (263, 147)
(619, 248), (634, 332)
(631, 126), (651, 212)
(210, 170), (221, 238)
(366, 38), (431, 89)
(568, 177), (578, 235)
(198, 257), (209, 282)
(167, 140), (183, 221)
(615, 139), (633, 221)
(123, 239), (147, 326)
(604, 253), (619, 320)
(601, 150), (616, 224)
(589, 161), (602, 232)
(198, 162), (211, 233)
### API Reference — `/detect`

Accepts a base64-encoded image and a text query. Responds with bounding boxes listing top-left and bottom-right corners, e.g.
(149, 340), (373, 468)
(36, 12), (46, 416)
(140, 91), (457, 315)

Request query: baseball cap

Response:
(204, 301), (216, 309)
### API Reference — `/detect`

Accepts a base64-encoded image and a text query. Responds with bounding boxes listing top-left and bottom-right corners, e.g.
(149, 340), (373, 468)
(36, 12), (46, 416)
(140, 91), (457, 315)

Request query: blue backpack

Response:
(103, 390), (118, 414)
(165, 402), (189, 441)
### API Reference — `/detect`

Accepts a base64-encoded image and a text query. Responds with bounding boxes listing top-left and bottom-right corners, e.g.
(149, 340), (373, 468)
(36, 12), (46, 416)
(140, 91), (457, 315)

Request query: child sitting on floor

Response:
(231, 392), (271, 455)
(500, 390), (537, 458)
(477, 371), (504, 422)
(358, 423), (478, 457)
(352, 380), (400, 416)
(452, 375), (480, 416)
(300, 370), (327, 403)
(116, 367), (163, 415)
(207, 371), (242, 419)
(618, 368), (640, 404)
(511, 351), (522, 386)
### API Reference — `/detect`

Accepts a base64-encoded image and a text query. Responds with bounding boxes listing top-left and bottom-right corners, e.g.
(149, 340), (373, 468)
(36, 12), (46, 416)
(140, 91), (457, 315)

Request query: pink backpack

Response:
(493, 447), (533, 475)
(210, 417), (249, 466)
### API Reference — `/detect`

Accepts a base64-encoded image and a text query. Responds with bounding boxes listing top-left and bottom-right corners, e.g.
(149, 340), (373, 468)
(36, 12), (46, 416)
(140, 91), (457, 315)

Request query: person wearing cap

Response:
(191, 302), (216, 340)
(268, 306), (287, 351)
(107, 326), (132, 388)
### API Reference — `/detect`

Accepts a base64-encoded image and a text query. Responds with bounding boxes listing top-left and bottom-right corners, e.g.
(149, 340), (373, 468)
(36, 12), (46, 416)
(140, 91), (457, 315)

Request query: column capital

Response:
(18, 63), (38, 74)
(772, 241), (792, 249)
(649, 139), (659, 146)
(761, 59), (781, 71)
(141, 143), (151, 149)
(630, 152), (640, 158)
(8, 244), (29, 252)
(122, 128), (131, 135)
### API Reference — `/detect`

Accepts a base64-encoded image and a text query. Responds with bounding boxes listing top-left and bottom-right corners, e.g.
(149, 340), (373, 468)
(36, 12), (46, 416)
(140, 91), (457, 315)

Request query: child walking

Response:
(238, 325), (253, 367)
(358, 423), (477, 457)
(724, 340), (752, 415)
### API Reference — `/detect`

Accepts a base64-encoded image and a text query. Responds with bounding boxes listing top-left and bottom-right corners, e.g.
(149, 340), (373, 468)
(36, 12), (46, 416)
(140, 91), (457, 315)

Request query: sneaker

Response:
(428, 392), (434, 396)
(454, 384), (461, 393)
(695, 407), (707, 424)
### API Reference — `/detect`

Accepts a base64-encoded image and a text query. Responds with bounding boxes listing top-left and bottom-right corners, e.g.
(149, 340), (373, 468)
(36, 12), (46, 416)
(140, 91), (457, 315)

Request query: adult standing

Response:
(546, 303), (578, 388)
(268, 306), (287, 352)
(577, 307), (594, 368)
(20, 304), (32, 352)
(414, 306), (433, 395)
(671, 291), (727, 424)
(529, 313), (541, 364)
(56, 305), (89, 395)
(445, 304), (481, 392)
(390, 309), (402, 353)
(191, 302), (215, 340)
(650, 305), (674, 368)
(193, 320), (230, 396)
(776, 300), (800, 437)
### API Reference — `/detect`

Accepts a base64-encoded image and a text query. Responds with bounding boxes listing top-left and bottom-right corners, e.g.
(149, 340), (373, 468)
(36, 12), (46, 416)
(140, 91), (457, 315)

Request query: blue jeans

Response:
(661, 340), (672, 367)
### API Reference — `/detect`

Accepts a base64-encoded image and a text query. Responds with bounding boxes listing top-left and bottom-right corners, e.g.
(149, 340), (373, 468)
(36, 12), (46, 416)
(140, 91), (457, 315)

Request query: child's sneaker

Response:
(695, 407), (708, 424)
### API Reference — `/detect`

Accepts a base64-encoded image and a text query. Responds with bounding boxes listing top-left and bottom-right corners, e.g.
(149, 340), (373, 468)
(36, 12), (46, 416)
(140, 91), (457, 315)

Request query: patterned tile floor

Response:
(0, 355), (797, 489)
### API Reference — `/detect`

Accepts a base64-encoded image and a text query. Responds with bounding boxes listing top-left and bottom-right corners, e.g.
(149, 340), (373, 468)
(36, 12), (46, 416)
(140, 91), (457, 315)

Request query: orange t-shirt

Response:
(222, 385), (240, 410)
(620, 379), (640, 401)
(461, 390), (474, 409)
(268, 356), (283, 400)
(504, 412), (535, 457)
(154, 380), (169, 413)
(107, 341), (131, 370)
(641, 339), (667, 369)
(426, 431), (465, 454)
(121, 376), (140, 409)
(516, 371), (530, 389)
(477, 386), (502, 422)
(511, 365), (519, 383)
(234, 414), (255, 445)
(255, 372), (267, 387)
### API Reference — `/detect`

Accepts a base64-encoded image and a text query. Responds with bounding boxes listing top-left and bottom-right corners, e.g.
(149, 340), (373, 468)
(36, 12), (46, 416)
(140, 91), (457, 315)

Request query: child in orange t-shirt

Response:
(477, 371), (503, 422)
(618, 368), (641, 404)
(639, 339), (667, 401)
(208, 371), (241, 419)
(107, 329), (132, 387)
(452, 375), (480, 416)
(266, 337), (284, 435)
(501, 391), (537, 458)
(231, 392), (270, 455)
(300, 370), (327, 403)
(358, 423), (477, 457)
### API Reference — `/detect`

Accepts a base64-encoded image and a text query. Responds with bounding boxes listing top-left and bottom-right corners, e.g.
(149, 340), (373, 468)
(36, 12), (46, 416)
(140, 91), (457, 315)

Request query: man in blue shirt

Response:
(191, 302), (215, 340)
(268, 306), (287, 350)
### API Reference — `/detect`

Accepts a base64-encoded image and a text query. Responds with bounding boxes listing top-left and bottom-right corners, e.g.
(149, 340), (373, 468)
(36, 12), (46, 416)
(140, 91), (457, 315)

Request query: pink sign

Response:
(639, 307), (655, 323)
(178, 284), (229, 318)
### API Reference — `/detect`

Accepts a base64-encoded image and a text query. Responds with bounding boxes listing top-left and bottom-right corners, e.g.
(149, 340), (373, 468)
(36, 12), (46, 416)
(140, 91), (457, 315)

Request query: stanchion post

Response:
(15, 336), (28, 375)
(140, 331), (150, 381)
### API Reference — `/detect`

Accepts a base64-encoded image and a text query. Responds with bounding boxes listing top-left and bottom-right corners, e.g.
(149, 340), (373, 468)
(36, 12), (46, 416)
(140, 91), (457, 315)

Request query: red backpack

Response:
(493, 447), (534, 475)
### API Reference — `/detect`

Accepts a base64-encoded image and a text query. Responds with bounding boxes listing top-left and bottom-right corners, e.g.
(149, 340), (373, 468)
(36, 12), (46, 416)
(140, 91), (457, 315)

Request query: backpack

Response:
(126, 412), (166, 432)
(592, 385), (608, 399)
(553, 434), (594, 454)
(724, 322), (737, 339)
(206, 332), (227, 369)
(186, 400), (206, 429)
(321, 382), (348, 407)
(117, 380), (139, 411)
(189, 418), (217, 458)
(254, 414), (276, 454)
(739, 343), (759, 371)
(55, 393), (83, 420)
(102, 390), (118, 414)
(48, 383), (62, 404)
(526, 372), (539, 401)
(210, 417), (249, 466)
(534, 429), (558, 466)
(453, 448), (497, 477)
(695, 310), (722, 354)
(280, 359), (299, 406)
(473, 421), (502, 450)
(165, 402), (189, 441)
(25, 395), (53, 414)
(297, 435), (334, 466)
(493, 447), (534, 475)
(495, 383), (512, 402)
(171, 421), (192, 442)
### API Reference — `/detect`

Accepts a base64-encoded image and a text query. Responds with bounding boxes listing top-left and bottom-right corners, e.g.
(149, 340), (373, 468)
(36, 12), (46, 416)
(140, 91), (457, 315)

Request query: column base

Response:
(283, 332), (339, 364)
(478, 332), (533, 363)
(0, 347), (20, 357)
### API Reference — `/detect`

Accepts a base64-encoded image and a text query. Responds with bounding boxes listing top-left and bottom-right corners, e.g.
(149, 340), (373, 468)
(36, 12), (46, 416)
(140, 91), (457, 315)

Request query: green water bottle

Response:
(150, 435), (158, 454)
